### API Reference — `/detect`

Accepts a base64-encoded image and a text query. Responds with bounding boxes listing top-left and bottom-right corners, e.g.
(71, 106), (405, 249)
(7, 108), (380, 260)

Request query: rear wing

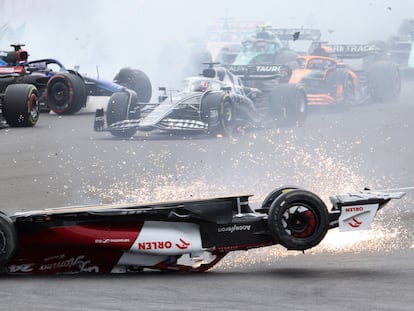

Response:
(321, 44), (382, 59)
(271, 28), (322, 42)
(227, 64), (285, 80)
(328, 190), (405, 231)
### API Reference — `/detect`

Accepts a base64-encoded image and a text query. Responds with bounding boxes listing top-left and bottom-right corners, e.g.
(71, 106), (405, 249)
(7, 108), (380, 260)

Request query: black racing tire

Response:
(3, 84), (39, 127)
(325, 69), (356, 110)
(0, 213), (17, 268)
(113, 68), (152, 103)
(368, 61), (401, 102)
(219, 99), (235, 136)
(201, 92), (235, 136)
(260, 186), (302, 210)
(45, 72), (87, 115)
(267, 189), (329, 251)
(269, 84), (307, 126)
(107, 91), (138, 138)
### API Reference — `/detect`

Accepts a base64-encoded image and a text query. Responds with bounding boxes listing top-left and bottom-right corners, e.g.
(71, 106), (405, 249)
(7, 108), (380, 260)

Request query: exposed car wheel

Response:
(325, 69), (356, 110)
(107, 91), (138, 138)
(219, 99), (235, 136)
(270, 84), (307, 126)
(3, 84), (39, 127)
(368, 61), (401, 102)
(113, 68), (152, 103)
(260, 186), (301, 211)
(267, 189), (329, 251)
(201, 92), (235, 136)
(45, 72), (87, 115)
(0, 213), (17, 269)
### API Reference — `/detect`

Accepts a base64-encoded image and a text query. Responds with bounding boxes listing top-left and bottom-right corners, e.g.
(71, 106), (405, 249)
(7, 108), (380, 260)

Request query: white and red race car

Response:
(0, 186), (405, 274)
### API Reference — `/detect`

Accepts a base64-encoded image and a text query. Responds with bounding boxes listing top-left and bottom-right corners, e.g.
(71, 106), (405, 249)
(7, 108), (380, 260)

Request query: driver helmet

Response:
(192, 80), (210, 92)
(255, 41), (269, 52)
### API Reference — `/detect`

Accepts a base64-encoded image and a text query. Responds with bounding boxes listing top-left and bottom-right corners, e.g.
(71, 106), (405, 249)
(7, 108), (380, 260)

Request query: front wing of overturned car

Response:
(0, 186), (405, 274)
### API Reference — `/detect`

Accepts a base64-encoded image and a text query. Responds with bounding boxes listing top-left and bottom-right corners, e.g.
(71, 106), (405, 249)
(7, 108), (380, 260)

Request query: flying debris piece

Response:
(328, 29), (335, 34)
(387, 6), (392, 10)
(293, 31), (300, 41)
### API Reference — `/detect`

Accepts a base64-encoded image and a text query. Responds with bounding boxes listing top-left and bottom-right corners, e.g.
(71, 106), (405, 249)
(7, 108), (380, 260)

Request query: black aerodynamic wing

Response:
(227, 64), (286, 80)
(325, 44), (382, 59)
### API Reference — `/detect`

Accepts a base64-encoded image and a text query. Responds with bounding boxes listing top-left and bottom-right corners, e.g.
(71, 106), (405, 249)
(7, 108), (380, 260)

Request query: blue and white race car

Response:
(0, 44), (152, 115)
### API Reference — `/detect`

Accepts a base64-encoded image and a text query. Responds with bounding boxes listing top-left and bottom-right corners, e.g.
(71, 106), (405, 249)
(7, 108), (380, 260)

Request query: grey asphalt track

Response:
(1, 83), (413, 310)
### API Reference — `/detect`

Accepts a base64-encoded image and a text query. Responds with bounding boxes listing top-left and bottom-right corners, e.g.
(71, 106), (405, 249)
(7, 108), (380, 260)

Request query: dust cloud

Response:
(1, 0), (413, 82)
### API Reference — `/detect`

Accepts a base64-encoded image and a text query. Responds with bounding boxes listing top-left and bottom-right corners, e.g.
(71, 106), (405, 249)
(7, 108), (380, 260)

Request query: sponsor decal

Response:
(138, 241), (172, 250)
(255, 65), (281, 72)
(329, 44), (377, 54)
(228, 65), (248, 73)
(0, 51), (7, 56)
(8, 263), (34, 273)
(345, 206), (364, 213)
(39, 255), (99, 273)
(228, 65), (281, 73)
(175, 238), (190, 250)
(338, 203), (378, 231)
(137, 238), (191, 250)
(348, 217), (363, 228)
(217, 224), (251, 233)
(95, 238), (131, 244)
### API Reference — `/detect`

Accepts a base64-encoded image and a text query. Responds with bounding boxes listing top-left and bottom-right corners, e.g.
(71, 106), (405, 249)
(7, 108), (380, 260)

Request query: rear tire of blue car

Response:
(267, 189), (329, 251)
(3, 84), (39, 127)
(107, 91), (138, 138)
(0, 213), (17, 270)
(46, 72), (87, 115)
(114, 68), (152, 103)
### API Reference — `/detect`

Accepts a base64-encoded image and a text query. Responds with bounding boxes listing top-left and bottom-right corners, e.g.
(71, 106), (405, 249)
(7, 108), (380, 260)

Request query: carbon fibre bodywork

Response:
(0, 187), (405, 274)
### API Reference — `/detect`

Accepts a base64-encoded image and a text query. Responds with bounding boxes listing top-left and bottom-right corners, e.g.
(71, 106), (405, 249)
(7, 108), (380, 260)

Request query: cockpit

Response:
(181, 77), (222, 93)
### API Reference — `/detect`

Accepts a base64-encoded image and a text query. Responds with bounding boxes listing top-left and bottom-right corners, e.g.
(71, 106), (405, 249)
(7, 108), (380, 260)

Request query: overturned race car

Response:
(0, 186), (405, 274)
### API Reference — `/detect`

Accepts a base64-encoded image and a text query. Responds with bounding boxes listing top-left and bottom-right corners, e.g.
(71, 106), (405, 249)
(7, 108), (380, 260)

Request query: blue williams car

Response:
(0, 44), (152, 115)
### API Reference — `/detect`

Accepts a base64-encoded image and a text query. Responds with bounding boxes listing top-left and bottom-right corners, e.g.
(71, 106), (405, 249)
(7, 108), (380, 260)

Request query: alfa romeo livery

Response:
(0, 186), (405, 274)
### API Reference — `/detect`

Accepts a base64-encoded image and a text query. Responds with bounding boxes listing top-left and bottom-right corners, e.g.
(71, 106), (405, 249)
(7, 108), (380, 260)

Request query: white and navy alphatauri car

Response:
(94, 64), (307, 138)
(0, 186), (405, 274)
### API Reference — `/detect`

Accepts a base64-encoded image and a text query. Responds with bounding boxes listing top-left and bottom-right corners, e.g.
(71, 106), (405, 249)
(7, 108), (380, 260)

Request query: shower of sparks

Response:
(81, 127), (412, 271)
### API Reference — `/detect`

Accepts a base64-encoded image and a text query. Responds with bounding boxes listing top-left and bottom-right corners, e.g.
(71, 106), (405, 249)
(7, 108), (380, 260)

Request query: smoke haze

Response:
(1, 0), (413, 81)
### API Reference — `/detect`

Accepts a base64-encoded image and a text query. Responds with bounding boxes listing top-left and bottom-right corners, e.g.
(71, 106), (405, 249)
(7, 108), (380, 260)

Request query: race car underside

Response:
(0, 188), (405, 274)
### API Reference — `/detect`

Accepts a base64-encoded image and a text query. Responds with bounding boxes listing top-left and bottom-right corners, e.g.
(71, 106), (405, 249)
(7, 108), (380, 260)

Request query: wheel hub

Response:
(50, 81), (70, 107)
(283, 204), (317, 238)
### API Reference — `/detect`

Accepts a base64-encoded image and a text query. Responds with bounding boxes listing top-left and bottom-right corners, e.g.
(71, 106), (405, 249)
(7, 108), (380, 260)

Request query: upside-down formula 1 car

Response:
(0, 186), (405, 274)
(0, 44), (152, 115)
(94, 63), (307, 138)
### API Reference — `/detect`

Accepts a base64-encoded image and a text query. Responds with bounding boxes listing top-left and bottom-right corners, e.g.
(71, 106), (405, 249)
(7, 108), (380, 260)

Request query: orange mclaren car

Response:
(288, 55), (358, 107)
